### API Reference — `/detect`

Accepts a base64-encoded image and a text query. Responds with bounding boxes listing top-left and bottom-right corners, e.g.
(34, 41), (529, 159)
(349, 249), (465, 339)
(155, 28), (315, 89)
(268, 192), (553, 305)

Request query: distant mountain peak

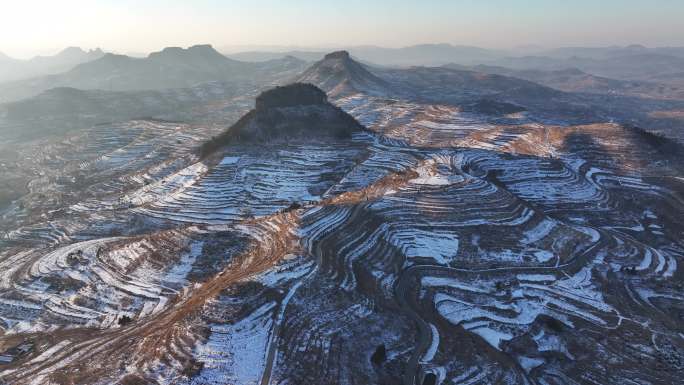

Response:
(150, 46), (186, 58)
(52, 47), (104, 60)
(151, 44), (222, 57)
(58, 46), (87, 55)
(188, 44), (217, 51)
(296, 50), (389, 96)
(626, 44), (647, 50)
(147, 44), (233, 67)
(100, 52), (132, 60)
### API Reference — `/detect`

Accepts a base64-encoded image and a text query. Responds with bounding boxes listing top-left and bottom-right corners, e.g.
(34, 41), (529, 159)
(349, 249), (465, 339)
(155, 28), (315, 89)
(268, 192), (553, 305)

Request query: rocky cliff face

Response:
(254, 82), (328, 109)
(200, 83), (364, 156)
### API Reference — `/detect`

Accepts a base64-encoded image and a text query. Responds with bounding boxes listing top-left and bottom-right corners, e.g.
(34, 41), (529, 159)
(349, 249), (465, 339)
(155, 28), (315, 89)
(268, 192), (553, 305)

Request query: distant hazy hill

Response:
(2, 86), (200, 122)
(226, 44), (504, 67)
(445, 64), (684, 100)
(0, 81), (257, 140)
(536, 45), (684, 60)
(226, 51), (326, 62)
(0, 47), (105, 83)
(226, 44), (684, 83)
(347, 44), (504, 67)
(296, 51), (391, 96)
(489, 52), (684, 81)
(293, 50), (603, 123)
(0, 45), (308, 103)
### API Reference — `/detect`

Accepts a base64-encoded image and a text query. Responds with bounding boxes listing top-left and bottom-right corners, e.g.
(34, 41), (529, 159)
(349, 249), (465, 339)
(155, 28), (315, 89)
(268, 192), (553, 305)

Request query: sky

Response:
(1, 0), (683, 58)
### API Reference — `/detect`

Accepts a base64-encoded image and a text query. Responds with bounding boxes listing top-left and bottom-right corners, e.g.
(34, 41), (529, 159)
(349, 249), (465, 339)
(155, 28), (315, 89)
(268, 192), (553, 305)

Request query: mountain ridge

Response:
(0, 46), (105, 83)
(0, 45), (309, 103)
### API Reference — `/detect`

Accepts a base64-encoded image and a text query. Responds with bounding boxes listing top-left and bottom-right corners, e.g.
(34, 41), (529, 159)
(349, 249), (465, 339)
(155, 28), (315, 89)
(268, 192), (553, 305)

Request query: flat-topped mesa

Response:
(199, 83), (364, 157)
(255, 83), (328, 110)
(324, 50), (352, 60)
(148, 44), (220, 58)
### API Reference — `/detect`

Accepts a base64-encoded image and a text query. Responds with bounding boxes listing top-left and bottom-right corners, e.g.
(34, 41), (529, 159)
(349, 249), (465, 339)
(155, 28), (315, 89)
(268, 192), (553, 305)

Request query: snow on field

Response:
(533, 250), (554, 263)
(254, 255), (314, 288)
(192, 302), (275, 385)
(410, 158), (464, 186)
(431, 264), (617, 350)
(137, 143), (364, 224)
(0, 231), (204, 334)
(161, 241), (204, 288)
(422, 323), (440, 362)
(518, 356), (544, 373)
(422, 276), (492, 293)
(387, 228), (459, 265)
(469, 326), (514, 350)
(523, 218), (557, 244)
(219, 156), (240, 165)
(532, 330), (574, 359)
(124, 162), (209, 206)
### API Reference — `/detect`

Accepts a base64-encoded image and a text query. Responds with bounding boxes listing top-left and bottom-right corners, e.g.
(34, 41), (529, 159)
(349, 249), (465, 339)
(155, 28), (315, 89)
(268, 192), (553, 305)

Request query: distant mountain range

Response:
(0, 47), (105, 83)
(225, 43), (684, 83)
(2, 43), (684, 138)
(3, 43), (684, 104)
(533, 45), (684, 60)
(489, 53), (684, 81)
(444, 64), (684, 100)
(0, 45), (308, 103)
(294, 49), (684, 131)
(225, 44), (504, 66)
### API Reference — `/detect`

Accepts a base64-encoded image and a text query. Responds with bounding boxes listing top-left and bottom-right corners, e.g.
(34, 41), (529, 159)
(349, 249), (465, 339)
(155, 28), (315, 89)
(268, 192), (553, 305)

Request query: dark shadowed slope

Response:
(200, 83), (364, 156)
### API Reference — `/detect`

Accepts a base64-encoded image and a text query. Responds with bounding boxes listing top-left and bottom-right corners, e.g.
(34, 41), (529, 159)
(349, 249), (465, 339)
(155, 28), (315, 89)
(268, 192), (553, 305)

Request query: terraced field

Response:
(1, 58), (684, 385)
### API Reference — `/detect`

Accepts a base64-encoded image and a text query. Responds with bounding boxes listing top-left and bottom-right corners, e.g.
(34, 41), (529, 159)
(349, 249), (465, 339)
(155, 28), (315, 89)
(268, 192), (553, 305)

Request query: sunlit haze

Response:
(2, 0), (684, 58)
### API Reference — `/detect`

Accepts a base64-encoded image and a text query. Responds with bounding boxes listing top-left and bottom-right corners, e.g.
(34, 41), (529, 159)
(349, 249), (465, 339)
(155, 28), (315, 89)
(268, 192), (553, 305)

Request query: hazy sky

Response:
(1, 0), (683, 58)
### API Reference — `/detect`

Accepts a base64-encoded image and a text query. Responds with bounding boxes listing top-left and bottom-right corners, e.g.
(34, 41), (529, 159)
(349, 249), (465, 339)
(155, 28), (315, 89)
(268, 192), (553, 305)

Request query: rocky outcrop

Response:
(200, 83), (365, 156)
(254, 83), (327, 109)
